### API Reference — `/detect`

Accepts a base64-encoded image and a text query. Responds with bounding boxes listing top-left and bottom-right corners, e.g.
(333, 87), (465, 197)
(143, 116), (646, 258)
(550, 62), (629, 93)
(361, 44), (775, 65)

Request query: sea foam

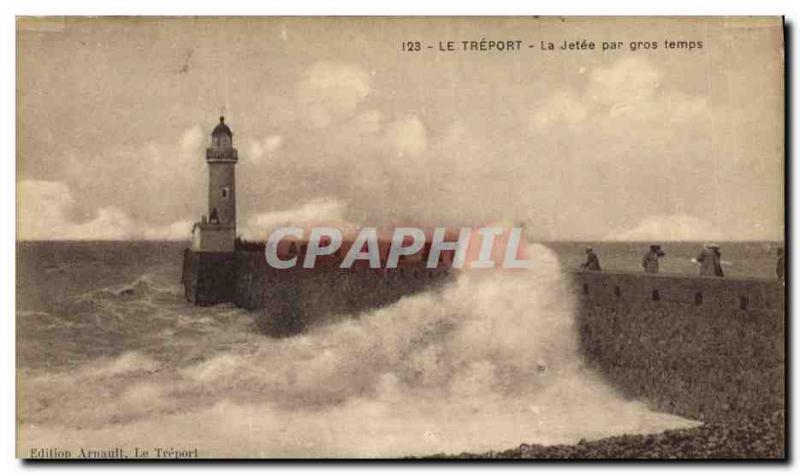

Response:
(18, 244), (699, 457)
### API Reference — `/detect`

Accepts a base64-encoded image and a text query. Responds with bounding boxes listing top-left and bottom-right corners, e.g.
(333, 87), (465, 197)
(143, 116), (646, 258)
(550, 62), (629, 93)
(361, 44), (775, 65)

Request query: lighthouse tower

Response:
(191, 116), (238, 252)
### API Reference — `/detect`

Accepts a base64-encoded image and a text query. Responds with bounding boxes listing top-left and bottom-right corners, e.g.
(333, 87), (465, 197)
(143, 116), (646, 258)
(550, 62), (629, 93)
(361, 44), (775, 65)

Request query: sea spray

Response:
(18, 244), (699, 457)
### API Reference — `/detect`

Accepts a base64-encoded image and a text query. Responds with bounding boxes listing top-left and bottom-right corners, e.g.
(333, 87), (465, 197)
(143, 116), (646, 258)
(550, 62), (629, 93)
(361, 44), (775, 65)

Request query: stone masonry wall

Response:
(571, 270), (784, 422)
(232, 250), (453, 336)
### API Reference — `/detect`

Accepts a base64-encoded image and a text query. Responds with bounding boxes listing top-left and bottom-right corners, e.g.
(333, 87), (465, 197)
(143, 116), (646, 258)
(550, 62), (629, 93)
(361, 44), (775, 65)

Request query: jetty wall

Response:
(183, 249), (453, 336)
(571, 270), (785, 422)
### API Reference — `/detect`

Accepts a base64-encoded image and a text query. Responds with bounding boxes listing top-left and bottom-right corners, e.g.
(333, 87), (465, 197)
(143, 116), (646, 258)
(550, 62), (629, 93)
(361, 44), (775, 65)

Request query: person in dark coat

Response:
(776, 247), (785, 282)
(580, 247), (601, 271)
(641, 244), (665, 273)
(696, 244), (724, 277)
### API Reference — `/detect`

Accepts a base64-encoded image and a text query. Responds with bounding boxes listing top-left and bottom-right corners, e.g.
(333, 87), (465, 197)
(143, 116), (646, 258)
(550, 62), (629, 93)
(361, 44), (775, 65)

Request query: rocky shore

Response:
(427, 411), (785, 460)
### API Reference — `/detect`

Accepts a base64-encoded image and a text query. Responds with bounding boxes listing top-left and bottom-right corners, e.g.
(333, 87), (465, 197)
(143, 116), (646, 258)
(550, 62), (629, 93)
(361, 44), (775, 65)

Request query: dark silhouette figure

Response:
(642, 244), (666, 273)
(696, 244), (724, 277)
(581, 247), (601, 271)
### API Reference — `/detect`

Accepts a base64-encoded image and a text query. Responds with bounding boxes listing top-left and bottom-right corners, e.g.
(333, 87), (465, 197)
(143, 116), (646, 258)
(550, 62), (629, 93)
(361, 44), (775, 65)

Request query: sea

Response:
(16, 240), (779, 458)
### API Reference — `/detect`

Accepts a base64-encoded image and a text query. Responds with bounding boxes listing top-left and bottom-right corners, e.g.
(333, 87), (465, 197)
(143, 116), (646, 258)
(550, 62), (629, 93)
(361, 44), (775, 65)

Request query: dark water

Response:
(17, 241), (203, 370)
(16, 241), (721, 457)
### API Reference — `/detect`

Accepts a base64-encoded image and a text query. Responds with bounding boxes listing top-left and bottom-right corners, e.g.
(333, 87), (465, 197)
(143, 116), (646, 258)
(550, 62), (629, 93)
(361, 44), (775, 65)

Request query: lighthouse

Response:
(191, 116), (238, 252)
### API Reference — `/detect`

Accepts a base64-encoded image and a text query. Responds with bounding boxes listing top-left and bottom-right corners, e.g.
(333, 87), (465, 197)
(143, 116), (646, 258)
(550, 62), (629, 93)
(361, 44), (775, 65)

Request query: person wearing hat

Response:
(696, 244), (724, 277)
(642, 244), (666, 273)
(580, 246), (601, 271)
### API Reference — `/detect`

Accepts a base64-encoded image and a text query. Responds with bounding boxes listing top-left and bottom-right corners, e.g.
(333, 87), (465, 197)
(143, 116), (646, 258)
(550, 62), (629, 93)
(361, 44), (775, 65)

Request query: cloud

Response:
(240, 198), (348, 240)
(384, 115), (427, 157)
(47, 126), (206, 238)
(353, 109), (382, 134)
(608, 214), (726, 242)
(533, 91), (589, 128)
(587, 57), (661, 106)
(532, 57), (707, 129)
(247, 135), (283, 162)
(180, 125), (205, 151)
(16, 32), (782, 243)
(17, 180), (190, 240)
(296, 61), (371, 128)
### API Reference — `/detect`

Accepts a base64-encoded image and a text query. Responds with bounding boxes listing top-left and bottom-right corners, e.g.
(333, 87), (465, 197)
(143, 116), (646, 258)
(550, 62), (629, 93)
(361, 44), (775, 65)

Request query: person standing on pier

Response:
(580, 247), (601, 271)
(641, 244), (665, 273)
(696, 244), (724, 277)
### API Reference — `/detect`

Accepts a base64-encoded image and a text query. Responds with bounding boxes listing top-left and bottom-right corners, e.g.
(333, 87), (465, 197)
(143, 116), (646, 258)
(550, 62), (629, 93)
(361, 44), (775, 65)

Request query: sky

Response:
(16, 17), (784, 241)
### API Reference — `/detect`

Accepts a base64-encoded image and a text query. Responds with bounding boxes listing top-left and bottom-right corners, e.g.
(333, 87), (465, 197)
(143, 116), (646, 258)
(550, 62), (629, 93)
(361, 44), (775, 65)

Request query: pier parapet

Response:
(571, 270), (784, 422)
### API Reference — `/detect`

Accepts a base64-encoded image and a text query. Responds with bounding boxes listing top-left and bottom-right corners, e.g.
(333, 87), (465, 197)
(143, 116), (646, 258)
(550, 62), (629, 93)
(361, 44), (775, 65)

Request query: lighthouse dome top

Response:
(208, 116), (237, 155)
(212, 116), (232, 138)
